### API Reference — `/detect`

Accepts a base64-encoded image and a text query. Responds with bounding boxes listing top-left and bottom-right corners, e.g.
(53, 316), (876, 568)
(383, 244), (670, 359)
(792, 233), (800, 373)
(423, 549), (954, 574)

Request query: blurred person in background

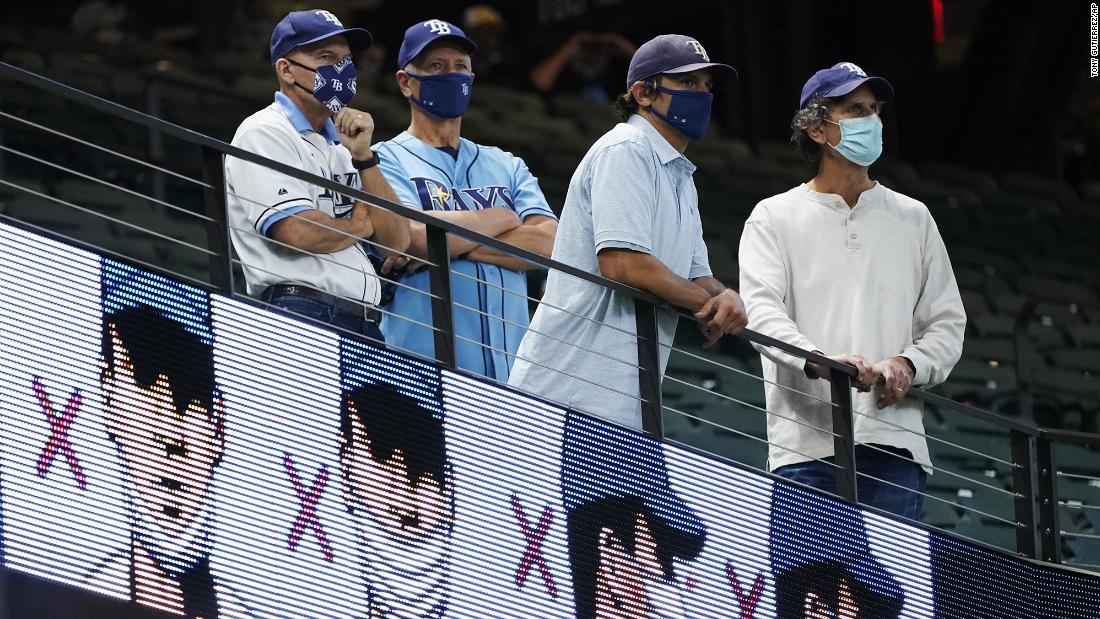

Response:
(529, 28), (637, 103)
(461, 4), (522, 86)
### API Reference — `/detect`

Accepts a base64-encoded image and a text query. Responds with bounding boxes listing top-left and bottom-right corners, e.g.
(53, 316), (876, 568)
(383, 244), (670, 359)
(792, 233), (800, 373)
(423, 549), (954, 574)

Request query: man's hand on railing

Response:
(804, 352), (878, 392)
(872, 356), (915, 409)
(694, 288), (748, 348)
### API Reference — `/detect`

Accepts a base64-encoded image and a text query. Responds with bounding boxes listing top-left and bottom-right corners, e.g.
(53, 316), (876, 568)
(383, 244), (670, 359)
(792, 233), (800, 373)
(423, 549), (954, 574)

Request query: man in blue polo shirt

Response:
(374, 19), (557, 382)
(510, 35), (747, 429)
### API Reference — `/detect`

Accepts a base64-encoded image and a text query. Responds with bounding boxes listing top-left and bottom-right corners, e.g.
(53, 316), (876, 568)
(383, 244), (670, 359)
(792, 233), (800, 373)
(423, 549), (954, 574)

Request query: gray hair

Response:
(790, 94), (831, 174)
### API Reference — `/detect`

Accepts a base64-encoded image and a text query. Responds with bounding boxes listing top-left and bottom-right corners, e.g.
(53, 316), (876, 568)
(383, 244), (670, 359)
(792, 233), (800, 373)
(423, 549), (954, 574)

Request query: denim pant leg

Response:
(773, 448), (927, 520)
(772, 458), (839, 497)
(854, 445), (927, 520)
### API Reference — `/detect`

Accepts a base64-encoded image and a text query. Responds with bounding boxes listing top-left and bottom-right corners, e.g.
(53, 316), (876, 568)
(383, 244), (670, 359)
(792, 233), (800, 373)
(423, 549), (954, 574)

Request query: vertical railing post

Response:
(200, 145), (233, 296)
(828, 368), (857, 503)
(1011, 428), (1038, 558)
(635, 298), (662, 437)
(1035, 435), (1061, 563)
(425, 225), (456, 368)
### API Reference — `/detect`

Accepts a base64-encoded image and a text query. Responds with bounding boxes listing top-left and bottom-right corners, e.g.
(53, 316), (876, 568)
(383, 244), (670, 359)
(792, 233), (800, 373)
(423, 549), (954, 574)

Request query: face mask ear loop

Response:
(823, 117), (842, 154)
(283, 58), (317, 96)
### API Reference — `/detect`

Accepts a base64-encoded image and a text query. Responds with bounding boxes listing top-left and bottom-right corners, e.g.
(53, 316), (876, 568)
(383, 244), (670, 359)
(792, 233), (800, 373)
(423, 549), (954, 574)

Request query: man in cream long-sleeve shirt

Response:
(738, 62), (965, 519)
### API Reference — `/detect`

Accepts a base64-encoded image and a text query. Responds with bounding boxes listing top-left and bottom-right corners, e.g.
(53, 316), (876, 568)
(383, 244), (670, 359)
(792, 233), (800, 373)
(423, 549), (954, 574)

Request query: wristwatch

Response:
(352, 152), (379, 171)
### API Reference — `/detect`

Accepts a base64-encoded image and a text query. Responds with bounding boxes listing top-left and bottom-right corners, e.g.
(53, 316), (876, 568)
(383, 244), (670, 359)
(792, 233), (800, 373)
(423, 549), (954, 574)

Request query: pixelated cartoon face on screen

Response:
(562, 412), (706, 619)
(573, 495), (679, 618)
(338, 343), (454, 618)
(769, 483), (904, 619)
(340, 380), (450, 540)
(101, 305), (225, 534)
(99, 260), (225, 544)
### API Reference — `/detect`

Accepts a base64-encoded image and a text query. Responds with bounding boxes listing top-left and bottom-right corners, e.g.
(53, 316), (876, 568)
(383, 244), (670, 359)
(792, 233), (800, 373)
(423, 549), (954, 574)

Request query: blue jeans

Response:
(268, 294), (384, 343)
(772, 444), (927, 520)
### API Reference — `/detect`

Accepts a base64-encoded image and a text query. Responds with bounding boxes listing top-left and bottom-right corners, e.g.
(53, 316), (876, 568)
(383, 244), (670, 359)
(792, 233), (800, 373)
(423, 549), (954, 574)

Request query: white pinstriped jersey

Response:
(225, 92), (380, 304)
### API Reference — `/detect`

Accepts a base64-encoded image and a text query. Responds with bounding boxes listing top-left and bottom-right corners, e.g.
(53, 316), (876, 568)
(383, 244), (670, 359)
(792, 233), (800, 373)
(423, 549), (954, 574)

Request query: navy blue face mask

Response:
(405, 71), (473, 119)
(289, 56), (358, 114)
(648, 84), (714, 141)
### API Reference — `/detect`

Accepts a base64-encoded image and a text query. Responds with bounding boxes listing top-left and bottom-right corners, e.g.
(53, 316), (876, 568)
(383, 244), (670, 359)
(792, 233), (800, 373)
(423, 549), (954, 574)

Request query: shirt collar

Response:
(799, 181), (882, 209)
(627, 114), (693, 170)
(274, 91), (340, 145)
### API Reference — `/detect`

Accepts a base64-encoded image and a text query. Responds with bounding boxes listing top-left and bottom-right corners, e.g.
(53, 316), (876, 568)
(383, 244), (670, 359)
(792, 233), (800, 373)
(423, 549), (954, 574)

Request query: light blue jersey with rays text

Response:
(374, 132), (555, 382)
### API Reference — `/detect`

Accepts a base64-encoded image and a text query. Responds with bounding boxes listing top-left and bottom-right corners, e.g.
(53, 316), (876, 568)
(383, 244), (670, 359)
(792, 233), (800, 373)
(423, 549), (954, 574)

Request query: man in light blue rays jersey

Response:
(374, 18), (557, 382)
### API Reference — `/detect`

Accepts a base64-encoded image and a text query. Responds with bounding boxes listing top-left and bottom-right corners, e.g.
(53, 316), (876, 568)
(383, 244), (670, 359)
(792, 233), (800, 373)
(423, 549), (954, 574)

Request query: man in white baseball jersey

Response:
(374, 18), (557, 381)
(225, 9), (409, 343)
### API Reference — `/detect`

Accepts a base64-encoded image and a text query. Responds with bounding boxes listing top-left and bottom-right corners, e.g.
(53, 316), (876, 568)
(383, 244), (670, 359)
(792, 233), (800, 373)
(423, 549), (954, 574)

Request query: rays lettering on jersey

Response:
(319, 172), (358, 217)
(411, 177), (515, 212)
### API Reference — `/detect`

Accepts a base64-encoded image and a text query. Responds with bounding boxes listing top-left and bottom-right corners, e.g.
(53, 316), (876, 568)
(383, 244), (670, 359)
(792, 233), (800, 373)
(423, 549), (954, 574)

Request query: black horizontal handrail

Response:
(1039, 428), (1100, 448)
(4, 60), (1095, 442)
(0, 61), (863, 377)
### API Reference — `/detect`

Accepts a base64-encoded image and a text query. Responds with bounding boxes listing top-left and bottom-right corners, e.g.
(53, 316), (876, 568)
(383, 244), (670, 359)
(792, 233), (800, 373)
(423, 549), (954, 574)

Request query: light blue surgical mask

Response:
(826, 113), (883, 167)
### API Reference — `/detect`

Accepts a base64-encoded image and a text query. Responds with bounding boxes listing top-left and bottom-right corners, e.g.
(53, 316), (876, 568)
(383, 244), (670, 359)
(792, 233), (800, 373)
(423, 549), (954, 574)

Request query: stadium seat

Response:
(962, 337), (1017, 364)
(919, 161), (1000, 201)
(1070, 325), (1100, 349)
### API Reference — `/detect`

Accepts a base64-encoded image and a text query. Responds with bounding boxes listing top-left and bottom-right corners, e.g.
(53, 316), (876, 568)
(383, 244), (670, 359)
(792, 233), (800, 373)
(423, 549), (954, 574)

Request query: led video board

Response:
(0, 220), (1098, 618)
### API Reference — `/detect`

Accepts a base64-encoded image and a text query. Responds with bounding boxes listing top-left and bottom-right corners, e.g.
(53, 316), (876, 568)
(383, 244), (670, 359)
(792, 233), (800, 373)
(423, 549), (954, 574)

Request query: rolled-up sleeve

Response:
(900, 215), (967, 387)
(738, 206), (818, 371)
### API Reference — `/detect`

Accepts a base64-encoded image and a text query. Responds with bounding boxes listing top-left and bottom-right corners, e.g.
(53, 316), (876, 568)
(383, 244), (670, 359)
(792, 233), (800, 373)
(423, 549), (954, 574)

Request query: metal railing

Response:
(1, 60), (1098, 570)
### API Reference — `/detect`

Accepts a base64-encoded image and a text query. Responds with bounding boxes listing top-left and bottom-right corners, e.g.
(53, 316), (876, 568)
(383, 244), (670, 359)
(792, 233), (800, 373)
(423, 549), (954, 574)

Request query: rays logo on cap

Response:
(315, 10), (342, 26)
(687, 40), (710, 61)
(837, 62), (867, 77)
(425, 19), (451, 35)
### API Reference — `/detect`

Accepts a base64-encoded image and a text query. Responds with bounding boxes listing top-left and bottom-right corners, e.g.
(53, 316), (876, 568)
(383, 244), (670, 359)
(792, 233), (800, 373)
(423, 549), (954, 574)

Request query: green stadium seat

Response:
(963, 337), (1017, 364)
(1070, 325), (1100, 349)
(1032, 367), (1100, 400)
(1019, 275), (1099, 305)
(1000, 173), (1083, 210)
(1048, 349), (1100, 374)
(919, 161), (1000, 201)
(922, 495), (962, 528)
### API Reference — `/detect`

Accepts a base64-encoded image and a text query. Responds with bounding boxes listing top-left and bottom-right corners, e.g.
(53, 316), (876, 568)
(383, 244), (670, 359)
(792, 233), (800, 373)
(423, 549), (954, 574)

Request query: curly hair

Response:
(790, 94), (832, 174)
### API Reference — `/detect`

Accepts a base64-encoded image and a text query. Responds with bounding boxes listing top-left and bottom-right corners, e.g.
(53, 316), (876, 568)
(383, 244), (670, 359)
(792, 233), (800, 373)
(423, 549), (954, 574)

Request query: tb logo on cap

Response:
(837, 62), (867, 77)
(315, 10), (343, 27)
(425, 19), (451, 35)
(687, 40), (710, 62)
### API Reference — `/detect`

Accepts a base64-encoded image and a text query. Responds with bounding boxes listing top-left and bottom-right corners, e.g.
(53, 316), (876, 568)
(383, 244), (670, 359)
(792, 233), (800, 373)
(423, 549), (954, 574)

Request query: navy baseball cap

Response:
(269, 9), (372, 64)
(799, 61), (894, 108)
(398, 19), (477, 69)
(626, 34), (738, 88)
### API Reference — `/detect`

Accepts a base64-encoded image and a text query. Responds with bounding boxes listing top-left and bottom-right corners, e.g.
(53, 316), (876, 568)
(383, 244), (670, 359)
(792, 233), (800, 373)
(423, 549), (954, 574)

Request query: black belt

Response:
(262, 284), (381, 324)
